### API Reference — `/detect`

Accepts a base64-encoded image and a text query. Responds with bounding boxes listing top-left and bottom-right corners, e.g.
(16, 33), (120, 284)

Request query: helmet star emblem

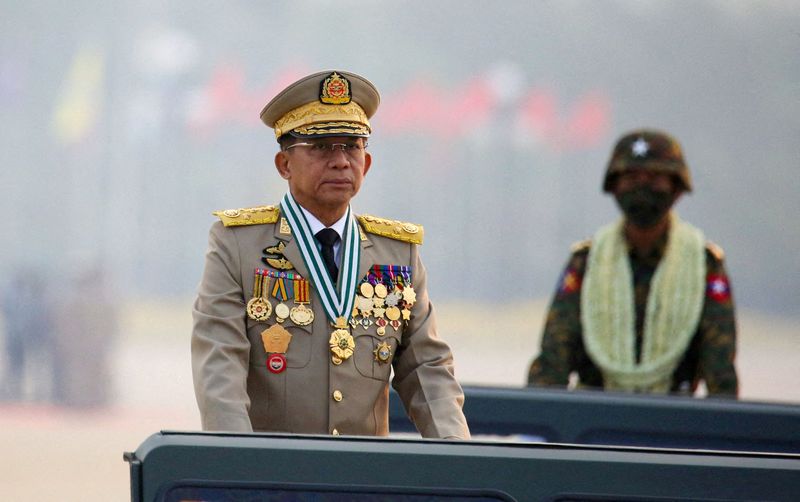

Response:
(631, 137), (649, 157)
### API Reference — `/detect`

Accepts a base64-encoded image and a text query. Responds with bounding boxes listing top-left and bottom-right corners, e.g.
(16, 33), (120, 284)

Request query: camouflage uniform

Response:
(527, 235), (738, 396)
(528, 129), (738, 397)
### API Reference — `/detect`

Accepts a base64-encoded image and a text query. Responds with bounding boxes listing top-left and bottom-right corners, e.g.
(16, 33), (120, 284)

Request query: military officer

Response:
(191, 70), (470, 438)
(527, 129), (738, 397)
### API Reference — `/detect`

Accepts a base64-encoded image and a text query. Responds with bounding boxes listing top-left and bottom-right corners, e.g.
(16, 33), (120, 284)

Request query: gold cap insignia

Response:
(260, 70), (380, 140)
(320, 72), (351, 105)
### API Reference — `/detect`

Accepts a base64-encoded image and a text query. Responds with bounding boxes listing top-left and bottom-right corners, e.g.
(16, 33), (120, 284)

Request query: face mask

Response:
(615, 186), (674, 228)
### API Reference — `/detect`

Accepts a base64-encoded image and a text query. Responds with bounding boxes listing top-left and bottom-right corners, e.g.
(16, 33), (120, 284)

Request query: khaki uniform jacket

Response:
(191, 207), (469, 439)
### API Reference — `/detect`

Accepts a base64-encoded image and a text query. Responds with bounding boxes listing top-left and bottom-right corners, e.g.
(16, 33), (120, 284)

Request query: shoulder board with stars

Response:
(357, 214), (424, 245)
(213, 205), (280, 227)
(705, 241), (725, 261)
(570, 239), (592, 254)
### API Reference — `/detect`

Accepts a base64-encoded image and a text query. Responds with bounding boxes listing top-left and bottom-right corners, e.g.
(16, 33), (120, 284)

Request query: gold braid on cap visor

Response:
(273, 101), (371, 138)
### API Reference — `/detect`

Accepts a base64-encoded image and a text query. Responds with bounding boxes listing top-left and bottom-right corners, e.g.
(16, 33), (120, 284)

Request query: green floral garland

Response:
(581, 213), (705, 392)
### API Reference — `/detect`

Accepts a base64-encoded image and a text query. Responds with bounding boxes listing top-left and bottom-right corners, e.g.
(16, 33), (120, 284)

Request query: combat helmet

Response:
(602, 129), (692, 192)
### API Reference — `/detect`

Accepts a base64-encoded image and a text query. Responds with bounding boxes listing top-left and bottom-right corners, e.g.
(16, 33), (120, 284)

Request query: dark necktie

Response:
(315, 228), (339, 283)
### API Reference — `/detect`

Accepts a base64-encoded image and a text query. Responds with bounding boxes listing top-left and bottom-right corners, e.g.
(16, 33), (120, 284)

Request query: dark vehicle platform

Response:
(126, 430), (800, 502)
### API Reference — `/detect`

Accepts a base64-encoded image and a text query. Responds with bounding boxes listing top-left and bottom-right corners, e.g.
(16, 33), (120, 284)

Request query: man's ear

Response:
(275, 151), (290, 179)
(362, 151), (372, 177)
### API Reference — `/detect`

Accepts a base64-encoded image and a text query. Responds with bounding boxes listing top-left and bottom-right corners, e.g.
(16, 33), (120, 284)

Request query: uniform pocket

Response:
(352, 330), (399, 381)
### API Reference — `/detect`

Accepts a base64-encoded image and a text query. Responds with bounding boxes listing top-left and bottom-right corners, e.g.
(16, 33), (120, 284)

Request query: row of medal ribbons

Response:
(245, 265), (416, 335)
(246, 269), (314, 326)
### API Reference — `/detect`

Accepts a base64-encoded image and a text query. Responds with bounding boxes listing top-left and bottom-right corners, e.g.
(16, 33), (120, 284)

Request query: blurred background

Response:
(1, 1), (799, 499)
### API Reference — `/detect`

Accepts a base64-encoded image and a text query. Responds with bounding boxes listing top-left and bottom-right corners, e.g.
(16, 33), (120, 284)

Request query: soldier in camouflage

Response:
(527, 129), (738, 397)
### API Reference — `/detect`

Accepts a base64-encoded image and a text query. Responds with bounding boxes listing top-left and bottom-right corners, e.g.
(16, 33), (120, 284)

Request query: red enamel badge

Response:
(267, 353), (287, 374)
(559, 269), (581, 295)
(706, 274), (731, 302)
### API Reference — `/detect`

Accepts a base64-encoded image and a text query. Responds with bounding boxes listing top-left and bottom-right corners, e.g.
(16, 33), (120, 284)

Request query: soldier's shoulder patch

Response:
(706, 274), (731, 303)
(705, 241), (725, 261)
(213, 205), (280, 227)
(557, 267), (582, 295)
(570, 239), (592, 254)
(357, 214), (424, 245)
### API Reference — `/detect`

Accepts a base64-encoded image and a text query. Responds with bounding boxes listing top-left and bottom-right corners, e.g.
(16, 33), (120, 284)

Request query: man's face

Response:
(612, 169), (681, 229)
(274, 136), (372, 217)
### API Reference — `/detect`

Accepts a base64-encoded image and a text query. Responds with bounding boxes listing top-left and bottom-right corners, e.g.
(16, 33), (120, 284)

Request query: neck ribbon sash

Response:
(280, 192), (360, 324)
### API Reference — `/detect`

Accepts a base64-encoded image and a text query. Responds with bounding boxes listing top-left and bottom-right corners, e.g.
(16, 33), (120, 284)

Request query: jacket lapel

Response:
(356, 222), (375, 283)
(270, 215), (310, 280)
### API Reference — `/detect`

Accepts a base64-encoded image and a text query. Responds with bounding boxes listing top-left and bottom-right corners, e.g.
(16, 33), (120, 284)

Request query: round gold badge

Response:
(289, 304), (314, 326)
(374, 283), (388, 298)
(246, 297), (272, 321)
(385, 306), (401, 321)
(359, 282), (375, 298)
(275, 302), (290, 322)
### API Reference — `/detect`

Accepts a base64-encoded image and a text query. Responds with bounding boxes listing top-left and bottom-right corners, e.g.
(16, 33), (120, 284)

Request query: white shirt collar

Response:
(297, 204), (348, 241)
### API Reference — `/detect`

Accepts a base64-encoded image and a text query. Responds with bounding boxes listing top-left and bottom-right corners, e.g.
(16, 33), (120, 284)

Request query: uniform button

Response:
(332, 390), (343, 402)
(331, 428), (340, 436)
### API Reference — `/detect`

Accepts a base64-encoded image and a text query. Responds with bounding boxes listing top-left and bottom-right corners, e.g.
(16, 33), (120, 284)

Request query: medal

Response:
(385, 306), (401, 321)
(349, 305), (360, 328)
(374, 283), (388, 298)
(247, 297), (272, 321)
(386, 304), (402, 332)
(289, 303), (313, 326)
(275, 303), (290, 323)
(246, 270), (273, 321)
(262, 323), (292, 352)
(373, 341), (392, 364)
(359, 282), (375, 298)
(329, 317), (354, 364)
(271, 274), (291, 323)
(261, 323), (292, 374)
(289, 277), (314, 326)
(357, 295), (373, 317)
(385, 291), (399, 307)
(402, 286), (416, 306)
(267, 353), (286, 373)
(366, 265), (415, 332)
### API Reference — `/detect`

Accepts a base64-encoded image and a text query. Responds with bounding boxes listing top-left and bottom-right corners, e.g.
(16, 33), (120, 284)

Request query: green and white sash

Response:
(280, 192), (360, 324)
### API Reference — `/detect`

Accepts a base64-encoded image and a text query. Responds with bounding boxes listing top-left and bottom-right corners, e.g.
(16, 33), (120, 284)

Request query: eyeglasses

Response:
(283, 141), (368, 159)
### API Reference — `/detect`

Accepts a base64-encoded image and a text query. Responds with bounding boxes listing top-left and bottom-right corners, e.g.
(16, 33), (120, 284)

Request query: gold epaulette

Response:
(706, 241), (725, 261)
(570, 239), (592, 253)
(212, 205), (280, 227)
(357, 214), (424, 245)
